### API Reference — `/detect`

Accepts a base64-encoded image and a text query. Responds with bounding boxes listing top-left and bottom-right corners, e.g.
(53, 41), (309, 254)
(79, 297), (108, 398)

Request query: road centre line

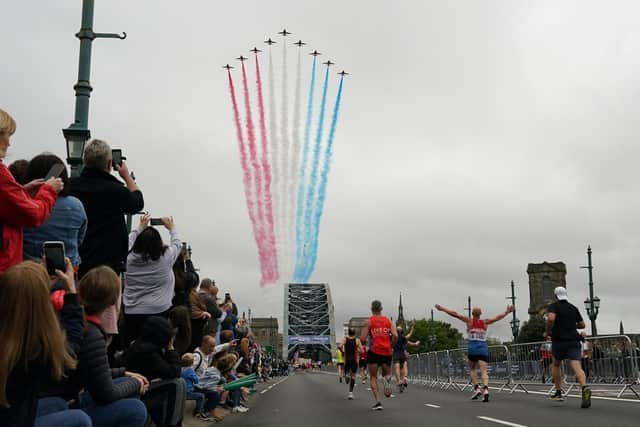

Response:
(477, 416), (528, 427)
(259, 376), (289, 395)
(424, 404), (441, 408)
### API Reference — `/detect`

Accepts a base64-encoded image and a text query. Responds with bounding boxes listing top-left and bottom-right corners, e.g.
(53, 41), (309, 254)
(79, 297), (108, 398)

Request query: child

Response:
(181, 353), (210, 421)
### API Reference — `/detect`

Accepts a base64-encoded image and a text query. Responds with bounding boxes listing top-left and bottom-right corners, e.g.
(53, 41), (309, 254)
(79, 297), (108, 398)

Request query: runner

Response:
(359, 341), (369, 384)
(360, 300), (398, 411)
(339, 328), (363, 400)
(336, 347), (345, 383)
(544, 286), (591, 408)
(393, 320), (420, 392)
(435, 302), (513, 402)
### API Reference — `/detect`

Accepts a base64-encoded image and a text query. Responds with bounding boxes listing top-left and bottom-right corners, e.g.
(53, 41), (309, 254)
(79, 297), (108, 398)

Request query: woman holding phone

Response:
(123, 214), (182, 346)
(23, 154), (87, 269)
(0, 108), (64, 274)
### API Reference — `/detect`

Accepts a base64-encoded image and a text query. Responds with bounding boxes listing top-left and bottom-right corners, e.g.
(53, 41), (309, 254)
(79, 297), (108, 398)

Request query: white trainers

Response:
(232, 406), (249, 413)
(348, 392), (354, 400)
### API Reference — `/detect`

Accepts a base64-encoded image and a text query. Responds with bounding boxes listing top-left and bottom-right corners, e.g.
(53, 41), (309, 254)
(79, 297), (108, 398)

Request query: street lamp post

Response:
(506, 280), (520, 342)
(465, 296), (472, 318)
(63, 0), (126, 177)
(581, 245), (600, 336)
(429, 308), (437, 350)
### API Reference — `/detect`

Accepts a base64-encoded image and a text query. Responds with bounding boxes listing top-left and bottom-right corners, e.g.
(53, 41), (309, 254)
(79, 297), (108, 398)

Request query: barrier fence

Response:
(406, 335), (639, 399)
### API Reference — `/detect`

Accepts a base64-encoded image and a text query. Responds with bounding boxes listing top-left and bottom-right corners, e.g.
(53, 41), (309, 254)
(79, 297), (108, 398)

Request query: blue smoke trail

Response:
(301, 65), (330, 281)
(303, 77), (344, 282)
(294, 56), (317, 282)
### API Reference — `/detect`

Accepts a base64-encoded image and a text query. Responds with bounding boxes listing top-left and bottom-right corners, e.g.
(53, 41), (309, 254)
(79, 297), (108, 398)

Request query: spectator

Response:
(190, 284), (212, 350)
(193, 335), (235, 378)
(23, 153), (87, 267)
(217, 354), (249, 414)
(0, 108), (63, 275)
(70, 139), (144, 335)
(123, 214), (181, 345)
(56, 265), (148, 427)
(198, 279), (223, 335)
(168, 305), (192, 354)
(181, 353), (223, 422)
(0, 261), (90, 427)
(7, 159), (29, 184)
(172, 243), (198, 305)
(125, 316), (185, 427)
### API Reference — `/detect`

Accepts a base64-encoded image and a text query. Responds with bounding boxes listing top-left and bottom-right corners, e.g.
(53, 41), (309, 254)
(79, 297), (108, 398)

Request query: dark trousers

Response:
(123, 311), (169, 347)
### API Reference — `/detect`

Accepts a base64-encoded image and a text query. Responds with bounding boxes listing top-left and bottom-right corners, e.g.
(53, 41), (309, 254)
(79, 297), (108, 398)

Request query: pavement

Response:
(214, 370), (640, 427)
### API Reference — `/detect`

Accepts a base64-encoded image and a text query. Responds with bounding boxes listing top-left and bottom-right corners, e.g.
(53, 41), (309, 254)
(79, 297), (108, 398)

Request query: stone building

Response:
(346, 317), (369, 339)
(527, 261), (567, 317)
(251, 317), (279, 356)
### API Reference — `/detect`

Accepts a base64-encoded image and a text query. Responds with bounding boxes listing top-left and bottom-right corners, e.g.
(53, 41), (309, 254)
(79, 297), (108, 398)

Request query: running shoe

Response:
(371, 402), (383, 411)
(383, 378), (392, 398)
(348, 392), (354, 400)
(471, 385), (482, 400)
(548, 390), (564, 401)
(581, 386), (591, 408)
(195, 412), (213, 421)
(339, 377), (342, 383)
(482, 388), (490, 403)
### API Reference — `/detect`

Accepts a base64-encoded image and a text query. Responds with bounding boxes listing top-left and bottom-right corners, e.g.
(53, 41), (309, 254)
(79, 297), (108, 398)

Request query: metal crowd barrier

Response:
(403, 335), (639, 399)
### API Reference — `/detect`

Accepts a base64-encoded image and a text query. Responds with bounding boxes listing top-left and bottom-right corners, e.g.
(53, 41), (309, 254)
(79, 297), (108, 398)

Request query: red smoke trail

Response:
(228, 70), (269, 285)
(254, 54), (280, 285)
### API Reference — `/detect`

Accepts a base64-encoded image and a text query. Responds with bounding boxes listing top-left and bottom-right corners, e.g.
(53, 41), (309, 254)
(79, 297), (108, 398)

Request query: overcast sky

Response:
(4, 1), (640, 341)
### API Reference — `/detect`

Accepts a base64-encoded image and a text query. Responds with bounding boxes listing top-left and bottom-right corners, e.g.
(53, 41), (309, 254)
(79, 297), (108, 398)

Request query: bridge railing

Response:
(405, 335), (639, 399)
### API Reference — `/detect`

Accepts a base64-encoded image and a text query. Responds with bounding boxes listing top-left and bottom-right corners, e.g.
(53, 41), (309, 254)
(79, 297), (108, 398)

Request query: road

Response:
(221, 371), (639, 427)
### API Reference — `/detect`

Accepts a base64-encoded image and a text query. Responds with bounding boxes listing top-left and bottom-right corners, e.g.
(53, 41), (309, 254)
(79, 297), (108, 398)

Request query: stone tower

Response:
(527, 262), (567, 317)
(396, 292), (406, 330)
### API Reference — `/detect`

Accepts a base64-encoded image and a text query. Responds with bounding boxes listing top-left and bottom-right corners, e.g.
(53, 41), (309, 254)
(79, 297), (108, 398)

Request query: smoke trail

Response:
(301, 65), (330, 281)
(278, 38), (289, 282)
(303, 77), (344, 282)
(255, 53), (279, 285)
(227, 71), (268, 285)
(288, 46), (303, 280)
(294, 56), (317, 281)
(267, 46), (279, 273)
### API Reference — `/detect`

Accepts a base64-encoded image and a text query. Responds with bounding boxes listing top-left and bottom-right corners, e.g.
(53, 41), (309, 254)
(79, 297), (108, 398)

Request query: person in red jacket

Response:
(0, 108), (64, 275)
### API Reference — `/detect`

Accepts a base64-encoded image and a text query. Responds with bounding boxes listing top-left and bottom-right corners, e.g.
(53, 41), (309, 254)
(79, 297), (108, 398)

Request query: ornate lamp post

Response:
(63, 0), (125, 177)
(580, 245), (600, 336)
(506, 280), (520, 342)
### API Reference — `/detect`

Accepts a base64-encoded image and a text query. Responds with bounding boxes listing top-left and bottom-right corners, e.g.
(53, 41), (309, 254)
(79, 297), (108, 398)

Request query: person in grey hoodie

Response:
(123, 214), (181, 346)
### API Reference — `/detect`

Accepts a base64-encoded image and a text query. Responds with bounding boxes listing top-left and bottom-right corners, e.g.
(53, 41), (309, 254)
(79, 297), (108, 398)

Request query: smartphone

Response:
(111, 149), (123, 169)
(150, 218), (163, 226)
(225, 293), (231, 301)
(43, 241), (66, 276)
(44, 163), (66, 180)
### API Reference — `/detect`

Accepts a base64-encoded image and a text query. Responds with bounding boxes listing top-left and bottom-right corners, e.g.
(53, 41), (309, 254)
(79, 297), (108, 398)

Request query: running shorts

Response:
(551, 341), (581, 361)
(359, 360), (368, 368)
(337, 362), (344, 366)
(344, 362), (359, 375)
(367, 351), (392, 366)
(468, 354), (489, 362)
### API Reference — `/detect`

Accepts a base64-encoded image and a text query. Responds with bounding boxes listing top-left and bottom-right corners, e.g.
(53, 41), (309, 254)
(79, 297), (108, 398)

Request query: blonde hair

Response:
(78, 266), (121, 315)
(217, 353), (238, 374)
(0, 108), (16, 136)
(181, 353), (194, 367)
(83, 139), (112, 170)
(0, 262), (76, 407)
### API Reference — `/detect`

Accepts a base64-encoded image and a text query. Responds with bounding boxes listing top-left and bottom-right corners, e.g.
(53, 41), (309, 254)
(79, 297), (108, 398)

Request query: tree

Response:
(406, 319), (463, 354)
(516, 315), (545, 343)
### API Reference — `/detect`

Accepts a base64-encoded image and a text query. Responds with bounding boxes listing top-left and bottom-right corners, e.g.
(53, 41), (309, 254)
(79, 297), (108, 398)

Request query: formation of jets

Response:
(224, 31), (347, 78)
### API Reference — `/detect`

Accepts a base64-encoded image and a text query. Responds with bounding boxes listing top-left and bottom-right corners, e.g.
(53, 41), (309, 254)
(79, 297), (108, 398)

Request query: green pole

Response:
(64, 0), (126, 177)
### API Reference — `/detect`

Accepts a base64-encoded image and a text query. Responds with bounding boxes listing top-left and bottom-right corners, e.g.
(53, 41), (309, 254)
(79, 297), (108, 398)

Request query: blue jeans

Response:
(186, 391), (205, 413)
(35, 397), (92, 427)
(78, 377), (147, 427)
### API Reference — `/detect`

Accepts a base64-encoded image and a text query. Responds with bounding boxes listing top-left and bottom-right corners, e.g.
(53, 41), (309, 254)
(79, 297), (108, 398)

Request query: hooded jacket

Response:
(126, 316), (182, 380)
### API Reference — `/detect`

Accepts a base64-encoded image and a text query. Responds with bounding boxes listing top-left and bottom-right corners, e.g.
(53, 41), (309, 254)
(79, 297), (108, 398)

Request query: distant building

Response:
(252, 317), (279, 356)
(527, 262), (567, 317)
(396, 292), (406, 330)
(347, 317), (369, 339)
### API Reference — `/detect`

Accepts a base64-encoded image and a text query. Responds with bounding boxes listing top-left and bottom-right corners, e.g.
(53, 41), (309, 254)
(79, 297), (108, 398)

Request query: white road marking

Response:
(477, 416), (528, 427)
(488, 386), (640, 403)
(424, 404), (441, 408)
(259, 376), (290, 395)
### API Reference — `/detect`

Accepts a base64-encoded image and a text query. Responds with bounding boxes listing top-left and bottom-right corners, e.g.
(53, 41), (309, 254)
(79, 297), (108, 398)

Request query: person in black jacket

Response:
(126, 316), (186, 427)
(70, 139), (144, 336)
(0, 260), (91, 427)
(63, 266), (148, 427)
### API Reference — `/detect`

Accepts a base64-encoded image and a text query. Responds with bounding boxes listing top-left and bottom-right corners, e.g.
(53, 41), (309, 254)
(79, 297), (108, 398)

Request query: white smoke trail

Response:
(288, 46), (303, 281)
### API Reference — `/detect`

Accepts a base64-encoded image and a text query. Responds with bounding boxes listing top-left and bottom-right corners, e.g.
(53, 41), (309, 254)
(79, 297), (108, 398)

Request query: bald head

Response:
(472, 306), (482, 318)
(201, 335), (215, 354)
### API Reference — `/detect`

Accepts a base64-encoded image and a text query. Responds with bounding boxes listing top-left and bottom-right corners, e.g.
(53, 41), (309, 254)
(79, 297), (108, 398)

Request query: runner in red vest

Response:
(360, 300), (398, 411)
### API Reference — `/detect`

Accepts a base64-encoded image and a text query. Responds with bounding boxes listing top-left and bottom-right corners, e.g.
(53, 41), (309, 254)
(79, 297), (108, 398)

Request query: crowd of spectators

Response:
(0, 108), (288, 427)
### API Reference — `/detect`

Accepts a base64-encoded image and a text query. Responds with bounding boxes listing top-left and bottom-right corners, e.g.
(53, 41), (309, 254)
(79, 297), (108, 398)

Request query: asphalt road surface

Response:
(221, 371), (639, 427)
